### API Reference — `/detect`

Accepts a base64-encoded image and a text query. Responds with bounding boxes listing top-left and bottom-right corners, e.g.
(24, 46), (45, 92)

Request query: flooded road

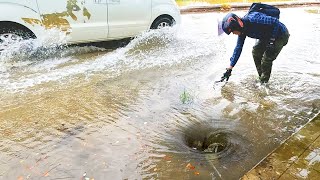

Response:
(1, 7), (320, 179)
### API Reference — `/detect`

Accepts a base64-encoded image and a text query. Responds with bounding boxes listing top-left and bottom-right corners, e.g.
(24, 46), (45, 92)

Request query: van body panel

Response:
(0, 3), (43, 38)
(0, 0), (39, 11)
(0, 0), (181, 45)
(36, 0), (108, 43)
(107, 0), (152, 39)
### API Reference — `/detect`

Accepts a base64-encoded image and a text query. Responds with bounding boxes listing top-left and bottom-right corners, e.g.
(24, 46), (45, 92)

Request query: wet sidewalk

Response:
(241, 114), (320, 179)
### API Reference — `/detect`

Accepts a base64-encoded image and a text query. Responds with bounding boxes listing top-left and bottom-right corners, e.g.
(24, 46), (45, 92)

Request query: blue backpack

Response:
(247, 3), (280, 19)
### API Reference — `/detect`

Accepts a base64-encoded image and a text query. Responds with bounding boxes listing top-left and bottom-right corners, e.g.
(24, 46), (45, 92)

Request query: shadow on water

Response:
(78, 38), (132, 50)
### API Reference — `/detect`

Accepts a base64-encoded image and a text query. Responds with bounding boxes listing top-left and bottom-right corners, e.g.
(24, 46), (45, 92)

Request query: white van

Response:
(0, 0), (180, 50)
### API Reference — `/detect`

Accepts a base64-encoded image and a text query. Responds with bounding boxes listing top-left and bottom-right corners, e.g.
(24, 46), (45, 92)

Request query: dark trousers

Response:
(252, 32), (290, 83)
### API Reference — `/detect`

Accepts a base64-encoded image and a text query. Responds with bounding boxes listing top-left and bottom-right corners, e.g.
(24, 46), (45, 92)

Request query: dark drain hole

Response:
(185, 132), (229, 154)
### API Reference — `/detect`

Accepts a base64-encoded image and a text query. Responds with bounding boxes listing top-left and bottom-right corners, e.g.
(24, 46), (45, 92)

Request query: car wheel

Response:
(0, 27), (33, 51)
(151, 17), (175, 29)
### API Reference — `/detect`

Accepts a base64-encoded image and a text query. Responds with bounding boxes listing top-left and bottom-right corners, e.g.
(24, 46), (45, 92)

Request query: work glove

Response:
(223, 68), (232, 81)
(215, 68), (232, 83)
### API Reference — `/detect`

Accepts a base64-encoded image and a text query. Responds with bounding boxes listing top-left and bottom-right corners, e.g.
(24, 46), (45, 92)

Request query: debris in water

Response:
(186, 163), (195, 170)
(82, 172), (94, 180)
(297, 168), (309, 179)
(163, 155), (172, 161)
(204, 143), (224, 153)
(180, 88), (193, 104)
(43, 171), (49, 177)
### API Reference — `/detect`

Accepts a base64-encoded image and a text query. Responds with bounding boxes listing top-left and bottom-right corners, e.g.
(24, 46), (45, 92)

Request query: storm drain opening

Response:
(185, 131), (230, 154)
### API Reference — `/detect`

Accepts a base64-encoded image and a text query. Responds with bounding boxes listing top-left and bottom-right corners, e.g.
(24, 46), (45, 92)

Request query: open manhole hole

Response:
(179, 123), (251, 160)
(184, 130), (230, 154)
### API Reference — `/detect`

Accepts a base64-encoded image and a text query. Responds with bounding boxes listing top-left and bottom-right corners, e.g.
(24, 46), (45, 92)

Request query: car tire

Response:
(0, 26), (34, 51)
(151, 17), (175, 29)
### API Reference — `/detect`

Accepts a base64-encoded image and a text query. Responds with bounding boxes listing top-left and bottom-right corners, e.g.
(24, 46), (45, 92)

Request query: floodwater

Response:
(0, 7), (319, 180)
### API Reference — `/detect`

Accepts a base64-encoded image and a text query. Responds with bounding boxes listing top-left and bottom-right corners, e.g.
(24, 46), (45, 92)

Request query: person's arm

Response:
(218, 33), (245, 82)
(229, 34), (246, 68)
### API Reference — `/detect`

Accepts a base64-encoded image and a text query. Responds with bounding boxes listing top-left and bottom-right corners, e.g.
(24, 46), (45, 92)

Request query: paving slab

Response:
(242, 114), (320, 180)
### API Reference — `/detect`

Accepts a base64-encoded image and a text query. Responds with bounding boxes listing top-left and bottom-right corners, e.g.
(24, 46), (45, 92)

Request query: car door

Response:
(36, 0), (108, 43)
(107, 0), (152, 39)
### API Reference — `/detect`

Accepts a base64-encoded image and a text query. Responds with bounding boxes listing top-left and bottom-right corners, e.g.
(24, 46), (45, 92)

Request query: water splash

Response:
(0, 29), (68, 63)
(0, 24), (217, 92)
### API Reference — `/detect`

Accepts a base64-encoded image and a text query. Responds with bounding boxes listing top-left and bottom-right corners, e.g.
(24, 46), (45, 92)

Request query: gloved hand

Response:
(267, 38), (276, 51)
(215, 68), (232, 83)
(222, 68), (232, 81)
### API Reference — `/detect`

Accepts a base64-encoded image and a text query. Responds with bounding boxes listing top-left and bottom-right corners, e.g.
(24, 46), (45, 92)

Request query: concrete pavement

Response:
(242, 113), (320, 179)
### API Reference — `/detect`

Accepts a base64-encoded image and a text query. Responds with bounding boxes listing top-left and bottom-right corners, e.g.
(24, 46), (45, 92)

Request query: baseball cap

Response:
(217, 19), (224, 36)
